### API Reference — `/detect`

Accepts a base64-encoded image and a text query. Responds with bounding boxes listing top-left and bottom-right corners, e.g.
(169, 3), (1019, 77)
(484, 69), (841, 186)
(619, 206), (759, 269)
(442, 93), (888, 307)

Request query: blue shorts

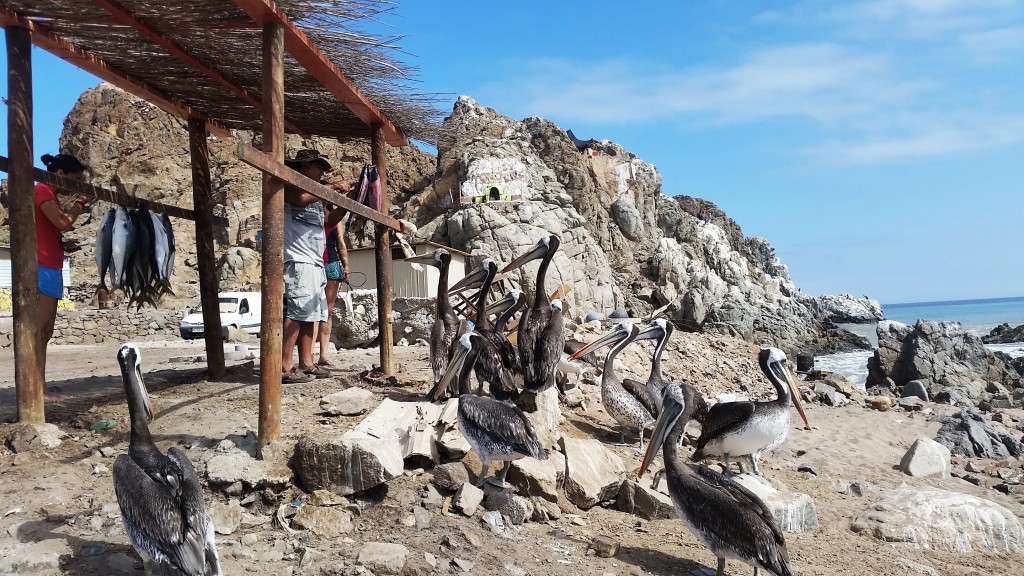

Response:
(325, 260), (343, 281)
(38, 267), (63, 299)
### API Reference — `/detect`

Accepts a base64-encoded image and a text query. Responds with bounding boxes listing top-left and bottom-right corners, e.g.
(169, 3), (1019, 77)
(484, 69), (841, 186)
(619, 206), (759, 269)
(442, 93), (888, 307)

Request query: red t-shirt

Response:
(34, 182), (64, 269)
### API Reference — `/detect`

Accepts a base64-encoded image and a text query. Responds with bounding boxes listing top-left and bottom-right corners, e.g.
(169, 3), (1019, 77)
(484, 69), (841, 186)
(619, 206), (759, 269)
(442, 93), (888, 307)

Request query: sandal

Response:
(303, 365), (332, 379)
(316, 358), (335, 368)
(282, 369), (313, 384)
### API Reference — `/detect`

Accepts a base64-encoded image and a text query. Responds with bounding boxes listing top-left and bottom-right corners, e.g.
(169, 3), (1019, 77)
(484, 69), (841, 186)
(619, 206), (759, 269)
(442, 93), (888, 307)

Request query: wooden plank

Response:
(231, 0), (408, 146)
(0, 155), (227, 225)
(188, 119), (225, 378)
(372, 125), (394, 376)
(236, 143), (402, 232)
(257, 22), (285, 450)
(0, 6), (231, 138)
(6, 26), (44, 424)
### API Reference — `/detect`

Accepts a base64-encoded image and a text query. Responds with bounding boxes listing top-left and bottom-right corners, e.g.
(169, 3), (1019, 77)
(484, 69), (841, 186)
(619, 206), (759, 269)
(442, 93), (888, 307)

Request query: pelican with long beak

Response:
(569, 321), (654, 451)
(112, 344), (222, 576)
(484, 288), (527, 373)
(405, 249), (459, 390)
(692, 347), (810, 475)
(500, 234), (565, 399)
(634, 319), (709, 422)
(639, 384), (794, 576)
(436, 332), (548, 488)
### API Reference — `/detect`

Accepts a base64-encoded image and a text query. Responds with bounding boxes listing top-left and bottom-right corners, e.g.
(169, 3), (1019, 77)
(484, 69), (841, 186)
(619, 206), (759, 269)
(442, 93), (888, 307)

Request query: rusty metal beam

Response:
(231, 0), (409, 147)
(88, 0), (309, 137)
(0, 5), (232, 138)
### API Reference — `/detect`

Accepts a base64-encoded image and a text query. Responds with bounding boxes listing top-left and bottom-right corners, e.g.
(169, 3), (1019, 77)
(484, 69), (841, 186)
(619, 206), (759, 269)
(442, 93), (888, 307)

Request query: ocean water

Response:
(814, 296), (1024, 390)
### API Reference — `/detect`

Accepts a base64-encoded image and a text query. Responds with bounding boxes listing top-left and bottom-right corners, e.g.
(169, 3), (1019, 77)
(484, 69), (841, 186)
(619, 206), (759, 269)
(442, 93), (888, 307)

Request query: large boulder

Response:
(934, 409), (1023, 459)
(799, 293), (883, 324)
(899, 438), (951, 478)
(982, 323), (1024, 344)
(293, 433), (403, 494)
(560, 437), (626, 509)
(852, 486), (1024, 553)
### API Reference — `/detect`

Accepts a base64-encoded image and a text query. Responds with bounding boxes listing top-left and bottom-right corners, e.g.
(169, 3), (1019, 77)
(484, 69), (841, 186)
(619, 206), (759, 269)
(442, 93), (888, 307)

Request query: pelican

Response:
(448, 259), (518, 401)
(436, 332), (549, 488)
(639, 384), (794, 576)
(485, 288), (527, 373)
(112, 344), (221, 576)
(568, 321), (654, 451)
(406, 249), (459, 390)
(692, 347), (810, 475)
(634, 319), (709, 423)
(500, 234), (565, 399)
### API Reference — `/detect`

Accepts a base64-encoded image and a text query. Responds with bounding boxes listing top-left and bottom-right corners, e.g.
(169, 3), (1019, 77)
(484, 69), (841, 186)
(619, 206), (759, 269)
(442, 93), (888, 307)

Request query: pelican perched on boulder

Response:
(640, 384), (794, 576)
(500, 234), (565, 401)
(692, 347), (810, 475)
(436, 332), (549, 488)
(406, 249), (459, 391)
(112, 344), (221, 576)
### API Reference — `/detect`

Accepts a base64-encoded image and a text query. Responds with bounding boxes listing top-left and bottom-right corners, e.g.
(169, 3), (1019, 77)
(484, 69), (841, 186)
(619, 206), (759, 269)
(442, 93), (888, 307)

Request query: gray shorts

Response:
(284, 261), (328, 322)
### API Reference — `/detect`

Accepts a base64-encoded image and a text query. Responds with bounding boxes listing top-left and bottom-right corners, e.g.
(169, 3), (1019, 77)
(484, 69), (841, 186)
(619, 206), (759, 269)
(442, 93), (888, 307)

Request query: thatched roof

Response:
(1, 0), (443, 145)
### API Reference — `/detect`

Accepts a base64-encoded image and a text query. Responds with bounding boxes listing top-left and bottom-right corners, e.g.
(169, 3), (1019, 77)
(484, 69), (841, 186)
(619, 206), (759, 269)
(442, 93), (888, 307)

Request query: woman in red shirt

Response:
(35, 153), (91, 398)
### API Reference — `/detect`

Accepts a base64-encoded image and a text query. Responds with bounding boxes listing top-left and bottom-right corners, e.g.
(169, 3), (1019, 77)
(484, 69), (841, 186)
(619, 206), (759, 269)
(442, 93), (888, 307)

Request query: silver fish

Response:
(160, 213), (175, 284)
(148, 210), (173, 296)
(95, 208), (115, 291)
(110, 206), (135, 290)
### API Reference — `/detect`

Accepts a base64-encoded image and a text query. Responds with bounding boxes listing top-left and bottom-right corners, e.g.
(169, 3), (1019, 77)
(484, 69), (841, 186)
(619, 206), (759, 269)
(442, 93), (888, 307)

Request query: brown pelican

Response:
(406, 249), (459, 391)
(569, 321), (655, 451)
(500, 234), (565, 399)
(436, 332), (549, 487)
(448, 259), (518, 401)
(485, 288), (527, 373)
(639, 384), (794, 576)
(692, 347), (810, 475)
(112, 344), (221, 576)
(634, 319), (709, 423)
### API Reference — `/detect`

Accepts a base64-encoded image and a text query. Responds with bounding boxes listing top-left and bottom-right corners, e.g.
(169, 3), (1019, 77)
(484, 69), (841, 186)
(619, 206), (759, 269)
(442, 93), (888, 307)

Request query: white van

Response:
(179, 291), (262, 340)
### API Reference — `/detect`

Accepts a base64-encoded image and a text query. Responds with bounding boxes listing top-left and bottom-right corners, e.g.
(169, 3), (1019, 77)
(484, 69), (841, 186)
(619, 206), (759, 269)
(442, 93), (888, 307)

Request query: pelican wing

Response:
(622, 378), (658, 417)
(460, 395), (546, 459)
(113, 454), (208, 576)
(693, 401), (756, 454)
(167, 447), (221, 576)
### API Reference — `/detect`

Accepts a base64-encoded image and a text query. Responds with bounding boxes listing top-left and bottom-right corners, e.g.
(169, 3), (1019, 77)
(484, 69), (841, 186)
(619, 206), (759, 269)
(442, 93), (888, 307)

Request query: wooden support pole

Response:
(371, 124), (394, 376)
(188, 119), (225, 378)
(6, 26), (44, 423)
(258, 21), (285, 449)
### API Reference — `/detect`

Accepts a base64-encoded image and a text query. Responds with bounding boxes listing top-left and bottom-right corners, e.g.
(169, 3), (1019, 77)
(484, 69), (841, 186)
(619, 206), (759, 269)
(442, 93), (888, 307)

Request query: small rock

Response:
(797, 465), (818, 476)
(484, 490), (534, 525)
(461, 528), (482, 547)
(901, 381), (930, 401)
(319, 387), (377, 416)
(5, 423), (64, 453)
(590, 536), (620, 558)
(432, 462), (470, 491)
(413, 506), (431, 530)
(356, 542), (409, 575)
(454, 483), (485, 517)
(208, 498), (244, 535)
(290, 505), (354, 538)
(899, 438), (952, 479)
(870, 396), (893, 412)
(422, 484), (444, 508)
(481, 510), (504, 534)
(453, 558), (474, 571)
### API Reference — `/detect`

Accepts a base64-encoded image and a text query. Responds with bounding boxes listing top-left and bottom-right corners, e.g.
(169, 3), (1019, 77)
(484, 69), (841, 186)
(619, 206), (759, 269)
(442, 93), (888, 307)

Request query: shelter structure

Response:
(347, 240), (469, 300)
(1, 0), (438, 447)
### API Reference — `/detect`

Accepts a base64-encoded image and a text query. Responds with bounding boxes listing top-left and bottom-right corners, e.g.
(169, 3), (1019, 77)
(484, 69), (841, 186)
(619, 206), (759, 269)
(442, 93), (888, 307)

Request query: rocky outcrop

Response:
(935, 409), (1023, 459)
(983, 323), (1024, 344)
(866, 320), (1022, 400)
(799, 293), (883, 324)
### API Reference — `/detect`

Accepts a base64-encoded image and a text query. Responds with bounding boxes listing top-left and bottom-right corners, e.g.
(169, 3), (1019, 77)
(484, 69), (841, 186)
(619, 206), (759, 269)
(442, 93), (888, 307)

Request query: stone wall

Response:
(0, 307), (184, 348)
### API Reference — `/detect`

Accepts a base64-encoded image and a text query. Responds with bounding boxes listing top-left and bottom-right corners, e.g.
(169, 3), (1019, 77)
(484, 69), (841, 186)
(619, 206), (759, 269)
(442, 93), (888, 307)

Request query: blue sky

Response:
(3, 0), (1022, 304)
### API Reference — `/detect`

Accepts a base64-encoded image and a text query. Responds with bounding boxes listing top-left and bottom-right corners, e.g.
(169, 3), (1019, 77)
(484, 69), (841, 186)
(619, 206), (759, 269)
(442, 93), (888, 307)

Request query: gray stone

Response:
(561, 437), (626, 509)
(205, 452), (293, 490)
(453, 482), (484, 517)
(899, 438), (951, 478)
(432, 462), (470, 491)
(508, 450), (565, 501)
(5, 423), (63, 453)
(0, 539), (71, 572)
(422, 484), (444, 508)
(106, 552), (138, 573)
(484, 490), (534, 525)
(732, 474), (818, 533)
(590, 535), (620, 558)
(935, 408), (1023, 459)
(413, 505), (431, 530)
(356, 542), (409, 575)
(852, 486), (1024, 553)
(320, 387), (377, 416)
(617, 480), (674, 520)
(901, 380), (930, 401)
(290, 505), (354, 538)
(208, 498), (244, 535)
(294, 433), (403, 494)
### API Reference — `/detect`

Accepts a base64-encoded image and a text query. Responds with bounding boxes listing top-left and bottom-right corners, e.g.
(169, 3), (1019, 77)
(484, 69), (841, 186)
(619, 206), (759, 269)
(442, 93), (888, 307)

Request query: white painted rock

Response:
(899, 437), (951, 478)
(852, 485), (1024, 553)
(732, 474), (818, 533)
(560, 437), (626, 509)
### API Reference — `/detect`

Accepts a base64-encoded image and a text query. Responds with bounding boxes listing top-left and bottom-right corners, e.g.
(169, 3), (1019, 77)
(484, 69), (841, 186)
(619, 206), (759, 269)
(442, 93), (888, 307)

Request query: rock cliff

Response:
(41, 86), (867, 352)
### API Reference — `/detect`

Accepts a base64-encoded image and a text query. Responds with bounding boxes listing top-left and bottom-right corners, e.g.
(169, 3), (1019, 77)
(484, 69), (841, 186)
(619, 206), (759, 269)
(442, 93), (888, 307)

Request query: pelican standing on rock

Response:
(692, 347), (810, 475)
(406, 249), (459, 392)
(639, 384), (794, 576)
(112, 344), (221, 576)
(436, 332), (549, 487)
(500, 234), (565, 400)
(569, 321), (655, 451)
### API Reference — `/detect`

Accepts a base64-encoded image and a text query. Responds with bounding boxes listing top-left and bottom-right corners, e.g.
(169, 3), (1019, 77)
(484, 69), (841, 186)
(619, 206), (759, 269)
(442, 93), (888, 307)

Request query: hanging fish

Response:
(110, 206), (135, 291)
(347, 165), (370, 228)
(127, 206), (156, 309)
(95, 208), (116, 292)
(160, 213), (175, 286)
(148, 210), (173, 297)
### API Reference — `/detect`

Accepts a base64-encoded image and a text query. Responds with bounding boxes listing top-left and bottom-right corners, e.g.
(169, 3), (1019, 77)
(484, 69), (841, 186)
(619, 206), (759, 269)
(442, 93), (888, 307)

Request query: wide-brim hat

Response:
(285, 149), (332, 172)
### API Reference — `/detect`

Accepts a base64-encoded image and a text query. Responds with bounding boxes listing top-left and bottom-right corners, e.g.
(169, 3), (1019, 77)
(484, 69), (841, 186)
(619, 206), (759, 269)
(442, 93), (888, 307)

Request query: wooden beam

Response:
(188, 119), (225, 378)
(0, 156), (228, 226)
(372, 124), (394, 375)
(88, 0), (309, 137)
(0, 6), (231, 138)
(236, 142), (402, 231)
(6, 25), (44, 424)
(258, 21), (285, 450)
(231, 0), (409, 147)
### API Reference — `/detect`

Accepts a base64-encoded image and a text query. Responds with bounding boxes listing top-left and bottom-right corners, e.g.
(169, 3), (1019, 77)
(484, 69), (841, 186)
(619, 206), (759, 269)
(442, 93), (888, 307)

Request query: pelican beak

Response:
(499, 241), (547, 274)
(448, 266), (489, 294)
(435, 343), (470, 400)
(404, 253), (437, 265)
(484, 292), (517, 317)
(639, 395), (683, 478)
(780, 361), (810, 429)
(567, 327), (626, 361)
(135, 362), (153, 420)
(635, 323), (664, 342)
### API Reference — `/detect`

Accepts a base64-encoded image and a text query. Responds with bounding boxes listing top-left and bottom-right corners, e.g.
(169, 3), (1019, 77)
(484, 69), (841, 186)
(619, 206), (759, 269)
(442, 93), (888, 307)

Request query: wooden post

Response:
(188, 119), (225, 377)
(6, 26), (44, 423)
(372, 124), (394, 375)
(258, 21), (285, 449)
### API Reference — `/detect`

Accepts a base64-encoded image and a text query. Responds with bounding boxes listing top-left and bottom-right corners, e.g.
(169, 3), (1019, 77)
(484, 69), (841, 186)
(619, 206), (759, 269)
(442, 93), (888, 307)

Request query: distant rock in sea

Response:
(982, 323), (1024, 344)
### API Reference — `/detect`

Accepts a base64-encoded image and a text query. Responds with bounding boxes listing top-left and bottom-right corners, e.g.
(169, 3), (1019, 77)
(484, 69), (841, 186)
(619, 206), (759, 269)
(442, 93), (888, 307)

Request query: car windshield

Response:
(192, 298), (239, 314)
